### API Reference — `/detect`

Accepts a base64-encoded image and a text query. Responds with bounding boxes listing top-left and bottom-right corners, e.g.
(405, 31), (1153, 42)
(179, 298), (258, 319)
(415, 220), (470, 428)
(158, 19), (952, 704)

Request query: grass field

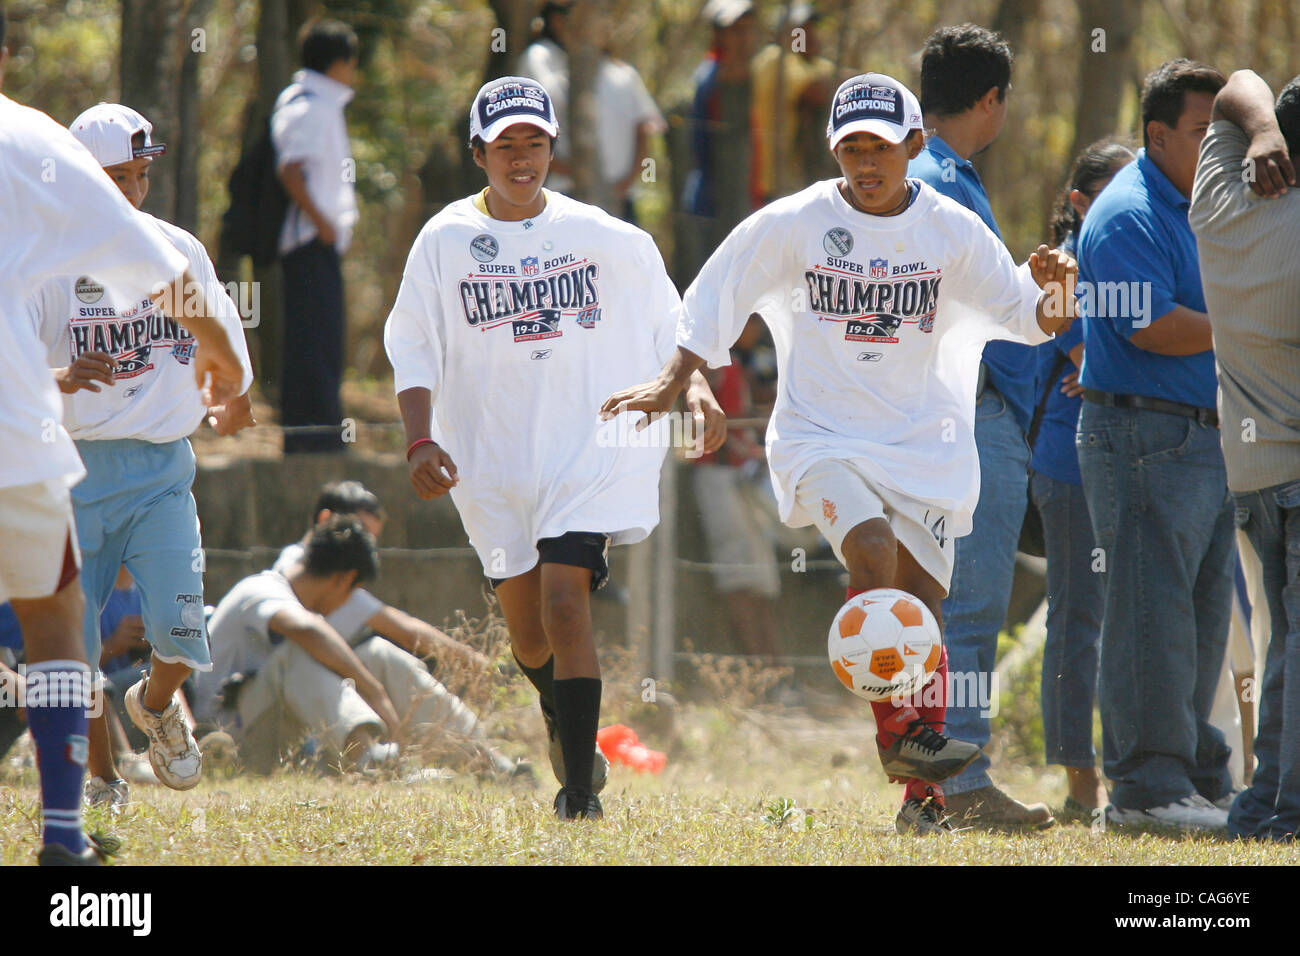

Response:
(3, 692), (1295, 866)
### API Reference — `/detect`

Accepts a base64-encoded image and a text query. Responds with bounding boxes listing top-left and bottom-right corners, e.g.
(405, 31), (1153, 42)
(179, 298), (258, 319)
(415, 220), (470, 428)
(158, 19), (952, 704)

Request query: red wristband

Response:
(406, 438), (436, 460)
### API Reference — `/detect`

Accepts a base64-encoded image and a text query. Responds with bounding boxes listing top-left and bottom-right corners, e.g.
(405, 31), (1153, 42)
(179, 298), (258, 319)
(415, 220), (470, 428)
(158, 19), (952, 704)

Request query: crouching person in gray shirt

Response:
(194, 515), (521, 779)
(1190, 68), (1300, 842)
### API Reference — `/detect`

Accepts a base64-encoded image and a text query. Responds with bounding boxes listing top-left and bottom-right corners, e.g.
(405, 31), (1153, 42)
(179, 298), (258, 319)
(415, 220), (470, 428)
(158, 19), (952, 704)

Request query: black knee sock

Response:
(514, 653), (557, 714)
(553, 677), (602, 792)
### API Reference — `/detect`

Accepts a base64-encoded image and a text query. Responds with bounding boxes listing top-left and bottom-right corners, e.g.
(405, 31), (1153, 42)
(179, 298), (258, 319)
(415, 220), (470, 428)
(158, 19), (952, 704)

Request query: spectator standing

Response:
(518, 1), (667, 221)
(273, 19), (359, 454)
(908, 23), (1052, 828)
(751, 2), (836, 203)
(679, 0), (760, 278)
(1190, 68), (1300, 841)
(1034, 140), (1135, 817)
(1076, 59), (1234, 831)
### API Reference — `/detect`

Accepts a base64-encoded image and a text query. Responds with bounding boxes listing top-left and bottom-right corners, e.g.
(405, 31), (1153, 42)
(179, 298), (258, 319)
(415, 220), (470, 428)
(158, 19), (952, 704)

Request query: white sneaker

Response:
(1107, 794), (1229, 831)
(84, 776), (129, 810)
(1213, 789), (1243, 811)
(125, 680), (202, 790)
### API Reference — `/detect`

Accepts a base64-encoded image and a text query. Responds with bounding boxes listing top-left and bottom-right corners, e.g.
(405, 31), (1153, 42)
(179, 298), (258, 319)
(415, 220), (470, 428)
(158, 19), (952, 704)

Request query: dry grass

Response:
(3, 633), (1296, 866)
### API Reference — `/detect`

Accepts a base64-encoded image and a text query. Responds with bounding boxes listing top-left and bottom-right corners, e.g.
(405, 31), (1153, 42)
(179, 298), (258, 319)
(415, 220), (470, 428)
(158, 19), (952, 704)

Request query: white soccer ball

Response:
(827, 588), (942, 702)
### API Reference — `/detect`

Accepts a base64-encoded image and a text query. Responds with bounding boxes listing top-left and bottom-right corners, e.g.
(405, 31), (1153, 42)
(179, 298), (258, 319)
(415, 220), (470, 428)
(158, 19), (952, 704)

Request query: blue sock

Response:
(25, 660), (90, 854)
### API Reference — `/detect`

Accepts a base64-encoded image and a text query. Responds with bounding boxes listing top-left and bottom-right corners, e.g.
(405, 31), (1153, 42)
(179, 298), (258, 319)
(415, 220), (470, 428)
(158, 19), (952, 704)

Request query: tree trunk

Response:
(120, 0), (187, 225)
(567, 0), (607, 207)
(1070, 0), (1142, 161)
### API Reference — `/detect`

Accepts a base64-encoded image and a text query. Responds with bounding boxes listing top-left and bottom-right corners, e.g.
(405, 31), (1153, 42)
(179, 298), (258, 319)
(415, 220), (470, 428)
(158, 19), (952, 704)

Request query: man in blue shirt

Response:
(908, 24), (1053, 828)
(1076, 59), (1234, 831)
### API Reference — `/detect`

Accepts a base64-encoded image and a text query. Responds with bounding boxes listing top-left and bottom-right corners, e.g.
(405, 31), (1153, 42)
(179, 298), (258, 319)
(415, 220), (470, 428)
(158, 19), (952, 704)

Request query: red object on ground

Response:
(596, 724), (666, 774)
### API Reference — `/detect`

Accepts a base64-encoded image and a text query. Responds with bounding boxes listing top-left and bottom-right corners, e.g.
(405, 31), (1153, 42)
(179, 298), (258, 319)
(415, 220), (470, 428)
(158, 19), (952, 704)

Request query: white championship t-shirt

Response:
(679, 178), (1052, 538)
(28, 213), (254, 443)
(0, 95), (189, 489)
(384, 190), (678, 579)
(273, 542), (383, 644)
(192, 570), (302, 719)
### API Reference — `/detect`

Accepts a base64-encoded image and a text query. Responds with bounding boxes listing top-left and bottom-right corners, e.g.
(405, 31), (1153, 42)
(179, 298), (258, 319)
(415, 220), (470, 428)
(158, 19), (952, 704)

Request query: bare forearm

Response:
(1213, 70), (1278, 136)
(397, 388), (433, 445)
(278, 163), (329, 231)
(662, 347), (708, 394)
(1130, 306), (1214, 356)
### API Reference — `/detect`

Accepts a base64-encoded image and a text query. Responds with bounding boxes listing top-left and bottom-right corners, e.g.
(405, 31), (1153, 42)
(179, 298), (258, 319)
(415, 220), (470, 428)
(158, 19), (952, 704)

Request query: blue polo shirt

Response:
(1030, 299), (1085, 483)
(1077, 149), (1216, 408)
(910, 134), (1037, 433)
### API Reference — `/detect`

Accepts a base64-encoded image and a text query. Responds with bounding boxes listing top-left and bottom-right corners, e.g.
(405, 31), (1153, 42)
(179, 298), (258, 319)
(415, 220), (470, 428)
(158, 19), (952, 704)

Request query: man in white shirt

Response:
(28, 103), (255, 805)
(516, 0), (666, 219)
(602, 73), (1077, 834)
(0, 6), (244, 864)
(385, 76), (723, 820)
(272, 18), (359, 453)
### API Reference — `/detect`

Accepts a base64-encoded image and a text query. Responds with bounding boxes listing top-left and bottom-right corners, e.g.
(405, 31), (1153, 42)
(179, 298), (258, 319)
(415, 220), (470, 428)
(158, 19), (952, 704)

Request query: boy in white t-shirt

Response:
(27, 104), (255, 804)
(385, 77), (723, 820)
(602, 74), (1077, 834)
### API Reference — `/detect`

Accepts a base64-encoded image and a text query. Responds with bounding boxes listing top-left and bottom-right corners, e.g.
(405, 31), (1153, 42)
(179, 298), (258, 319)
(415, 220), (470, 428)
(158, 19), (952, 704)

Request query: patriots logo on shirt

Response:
(521, 256), (539, 276)
(113, 343), (154, 378)
(870, 258), (889, 278)
(512, 308), (563, 342)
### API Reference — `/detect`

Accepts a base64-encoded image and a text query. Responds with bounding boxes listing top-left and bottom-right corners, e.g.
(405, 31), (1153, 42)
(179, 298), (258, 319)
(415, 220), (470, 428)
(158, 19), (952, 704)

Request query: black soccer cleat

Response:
(877, 718), (981, 783)
(553, 787), (603, 822)
(37, 830), (121, 866)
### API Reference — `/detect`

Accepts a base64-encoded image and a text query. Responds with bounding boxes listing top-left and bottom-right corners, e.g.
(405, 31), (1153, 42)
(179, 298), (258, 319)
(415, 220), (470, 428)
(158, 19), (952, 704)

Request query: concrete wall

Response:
(193, 452), (1044, 664)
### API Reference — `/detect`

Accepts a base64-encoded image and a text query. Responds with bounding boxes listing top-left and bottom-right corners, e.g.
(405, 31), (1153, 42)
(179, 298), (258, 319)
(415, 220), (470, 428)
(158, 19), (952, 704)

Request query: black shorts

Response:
(488, 531), (610, 593)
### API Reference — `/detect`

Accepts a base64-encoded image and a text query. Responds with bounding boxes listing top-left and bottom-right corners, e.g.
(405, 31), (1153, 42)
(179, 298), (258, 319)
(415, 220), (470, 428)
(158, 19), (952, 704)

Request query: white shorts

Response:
(793, 459), (955, 592)
(0, 480), (80, 603)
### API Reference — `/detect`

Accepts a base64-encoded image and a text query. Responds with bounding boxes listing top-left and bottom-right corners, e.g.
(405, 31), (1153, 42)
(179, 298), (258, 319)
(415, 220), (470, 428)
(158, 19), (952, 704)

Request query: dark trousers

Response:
(281, 239), (345, 454)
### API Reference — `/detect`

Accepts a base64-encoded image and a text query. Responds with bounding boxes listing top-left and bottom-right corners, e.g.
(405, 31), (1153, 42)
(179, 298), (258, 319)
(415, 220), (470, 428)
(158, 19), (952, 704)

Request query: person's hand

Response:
(684, 381), (727, 456)
(193, 332), (244, 406)
(1059, 369), (1085, 398)
(1029, 244), (1078, 332)
(54, 351), (116, 394)
(313, 216), (338, 245)
(1029, 244), (1077, 291)
(408, 442), (459, 499)
(599, 375), (684, 430)
(1245, 130), (1296, 198)
(208, 392), (256, 436)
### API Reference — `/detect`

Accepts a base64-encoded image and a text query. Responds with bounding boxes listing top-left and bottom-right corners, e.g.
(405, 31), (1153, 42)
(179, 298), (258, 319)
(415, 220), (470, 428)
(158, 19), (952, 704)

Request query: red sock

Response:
(846, 586), (866, 601)
(916, 646), (949, 732)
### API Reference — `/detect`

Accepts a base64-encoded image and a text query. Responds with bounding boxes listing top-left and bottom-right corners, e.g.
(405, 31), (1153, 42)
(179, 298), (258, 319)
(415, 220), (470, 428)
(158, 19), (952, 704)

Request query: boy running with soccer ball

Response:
(603, 73), (1076, 834)
(27, 104), (255, 804)
(385, 78), (723, 820)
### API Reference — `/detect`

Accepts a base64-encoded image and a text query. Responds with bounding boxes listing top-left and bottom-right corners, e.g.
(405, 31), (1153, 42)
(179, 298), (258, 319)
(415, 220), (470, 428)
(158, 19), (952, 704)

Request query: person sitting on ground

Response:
(273, 481), (490, 676)
(194, 515), (522, 778)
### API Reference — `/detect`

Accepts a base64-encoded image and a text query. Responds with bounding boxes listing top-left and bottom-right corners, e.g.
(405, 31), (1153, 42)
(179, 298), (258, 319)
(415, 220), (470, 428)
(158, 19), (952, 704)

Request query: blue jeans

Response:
(1032, 471), (1103, 767)
(1228, 478), (1300, 840)
(940, 387), (1028, 795)
(1076, 403), (1234, 810)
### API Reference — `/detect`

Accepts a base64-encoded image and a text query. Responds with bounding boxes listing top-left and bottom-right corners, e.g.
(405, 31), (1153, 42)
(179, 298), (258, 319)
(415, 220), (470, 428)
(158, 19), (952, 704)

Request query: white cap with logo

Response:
(68, 103), (166, 168)
(826, 74), (924, 149)
(469, 76), (559, 144)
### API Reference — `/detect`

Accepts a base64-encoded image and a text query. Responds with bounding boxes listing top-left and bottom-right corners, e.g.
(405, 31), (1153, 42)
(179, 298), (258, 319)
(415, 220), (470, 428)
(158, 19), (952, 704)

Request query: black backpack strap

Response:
(1027, 351), (1070, 453)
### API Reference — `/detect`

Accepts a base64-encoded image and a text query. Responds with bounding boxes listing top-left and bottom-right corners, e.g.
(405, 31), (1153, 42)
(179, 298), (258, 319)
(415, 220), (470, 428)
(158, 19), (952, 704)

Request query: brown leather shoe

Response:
(944, 785), (1056, 830)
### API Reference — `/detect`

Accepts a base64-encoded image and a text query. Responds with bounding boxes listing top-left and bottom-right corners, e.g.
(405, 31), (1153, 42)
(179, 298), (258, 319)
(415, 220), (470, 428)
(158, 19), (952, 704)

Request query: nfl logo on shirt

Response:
(870, 258), (888, 278)
(522, 257), (539, 275)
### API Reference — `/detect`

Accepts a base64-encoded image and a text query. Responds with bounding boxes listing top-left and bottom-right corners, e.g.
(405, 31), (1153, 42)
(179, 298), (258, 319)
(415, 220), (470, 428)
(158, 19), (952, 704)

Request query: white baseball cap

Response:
(469, 76), (559, 144)
(703, 0), (754, 28)
(69, 103), (166, 168)
(826, 74), (924, 149)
